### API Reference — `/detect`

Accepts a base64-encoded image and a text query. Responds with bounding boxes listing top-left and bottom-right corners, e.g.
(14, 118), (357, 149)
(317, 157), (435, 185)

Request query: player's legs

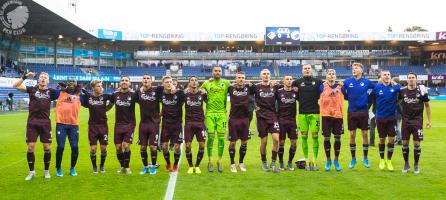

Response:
(161, 141), (171, 171)
(215, 114), (227, 171)
(309, 114), (320, 166)
(26, 142), (36, 172)
(205, 114), (216, 165)
(99, 145), (107, 172)
(239, 140), (248, 171)
(260, 136), (268, 170)
(413, 140), (421, 174)
(299, 115), (310, 162)
(67, 125), (79, 171)
(270, 132), (280, 173)
(173, 143), (181, 172)
(90, 144), (98, 172)
(42, 142), (51, 178)
(55, 124), (67, 171)
(229, 141), (237, 172)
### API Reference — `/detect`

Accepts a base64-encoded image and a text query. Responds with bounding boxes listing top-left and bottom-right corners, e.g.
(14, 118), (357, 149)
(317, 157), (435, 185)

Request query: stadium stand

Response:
(429, 65), (446, 74)
(380, 66), (426, 75)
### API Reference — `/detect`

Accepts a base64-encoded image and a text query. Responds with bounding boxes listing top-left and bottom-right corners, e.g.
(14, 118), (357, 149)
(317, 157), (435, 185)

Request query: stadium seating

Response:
(240, 66), (274, 76)
(429, 65), (446, 74)
(26, 64), (84, 75)
(380, 66), (426, 75)
(0, 87), (28, 101)
(278, 66), (302, 76)
(120, 66), (166, 77)
(325, 66), (352, 76)
(97, 67), (120, 76)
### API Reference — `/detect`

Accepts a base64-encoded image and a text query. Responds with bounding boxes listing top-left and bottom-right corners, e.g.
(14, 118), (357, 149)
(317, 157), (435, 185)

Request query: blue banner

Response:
(265, 27), (301, 45)
(98, 29), (123, 40)
(50, 74), (121, 82)
(19, 45), (130, 59)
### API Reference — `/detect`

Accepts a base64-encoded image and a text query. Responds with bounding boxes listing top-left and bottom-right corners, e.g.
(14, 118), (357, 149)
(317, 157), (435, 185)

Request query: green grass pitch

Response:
(1, 101), (445, 200)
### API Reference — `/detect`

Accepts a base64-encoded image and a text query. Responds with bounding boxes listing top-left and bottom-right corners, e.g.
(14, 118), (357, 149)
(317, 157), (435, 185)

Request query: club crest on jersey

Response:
(416, 93), (420, 97)
(300, 82), (305, 87)
(220, 83), (225, 87)
(360, 82), (365, 86)
(349, 83), (354, 87)
(198, 96), (202, 101)
(390, 89), (394, 93)
(379, 90), (383, 95)
(312, 81), (315, 85)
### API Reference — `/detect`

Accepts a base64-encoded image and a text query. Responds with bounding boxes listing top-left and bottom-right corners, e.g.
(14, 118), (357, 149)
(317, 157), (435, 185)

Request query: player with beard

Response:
(183, 76), (207, 174)
(160, 76), (185, 172)
(81, 80), (114, 173)
(228, 71), (252, 173)
(13, 72), (57, 180)
(135, 74), (164, 175)
(111, 76), (138, 174)
(399, 73), (431, 174)
(253, 69), (280, 173)
(276, 75), (298, 171)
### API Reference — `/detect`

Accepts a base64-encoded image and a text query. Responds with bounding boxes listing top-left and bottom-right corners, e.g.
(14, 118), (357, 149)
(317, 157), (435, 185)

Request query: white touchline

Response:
(0, 158), (25, 171)
(164, 137), (184, 200)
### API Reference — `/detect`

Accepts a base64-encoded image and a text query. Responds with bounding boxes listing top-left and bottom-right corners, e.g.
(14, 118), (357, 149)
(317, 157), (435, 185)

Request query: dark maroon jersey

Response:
(253, 83), (278, 119)
(276, 88), (298, 120)
(229, 85), (251, 118)
(184, 90), (207, 122)
(399, 86), (429, 121)
(26, 86), (57, 122)
(136, 86), (163, 123)
(161, 90), (185, 123)
(82, 92), (112, 125)
(111, 91), (137, 125)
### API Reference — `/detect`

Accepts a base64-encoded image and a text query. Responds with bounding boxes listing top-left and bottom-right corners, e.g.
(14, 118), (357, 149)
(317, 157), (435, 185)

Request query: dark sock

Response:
(334, 135), (341, 159)
(288, 144), (296, 163)
(100, 152), (107, 167)
(271, 150), (278, 162)
(402, 145), (409, 162)
(379, 143), (385, 159)
(117, 152), (124, 167)
(90, 152), (97, 168)
(363, 144), (369, 158)
(324, 137), (331, 160)
(56, 147), (64, 169)
(123, 150), (131, 168)
(414, 144), (421, 164)
(140, 150), (148, 167)
(186, 148), (193, 167)
(350, 144), (356, 159)
(174, 150), (181, 165)
(387, 143), (394, 160)
(229, 145), (236, 165)
(44, 150), (51, 170)
(239, 144), (247, 164)
(196, 148), (204, 167)
(150, 149), (157, 166)
(163, 150), (170, 165)
(278, 144), (285, 163)
(27, 151), (35, 171)
(71, 146), (79, 168)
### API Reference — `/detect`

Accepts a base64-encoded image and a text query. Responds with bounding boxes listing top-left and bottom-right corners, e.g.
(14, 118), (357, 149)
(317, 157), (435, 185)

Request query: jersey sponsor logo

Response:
(141, 93), (156, 101)
(259, 91), (274, 98)
(60, 94), (77, 103)
(281, 97), (296, 104)
(35, 90), (50, 99)
(115, 99), (131, 107)
(162, 97), (177, 105)
(186, 97), (202, 106)
(232, 89), (248, 96)
(403, 96), (419, 104)
(88, 96), (104, 106)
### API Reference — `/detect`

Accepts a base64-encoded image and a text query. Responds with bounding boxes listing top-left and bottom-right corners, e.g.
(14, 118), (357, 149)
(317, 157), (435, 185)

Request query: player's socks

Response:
(163, 150), (171, 165)
(271, 150), (278, 163)
(27, 151), (35, 171)
(140, 150), (148, 167)
(117, 152), (124, 167)
(278, 144), (285, 163)
(229, 145), (236, 165)
(379, 143), (385, 159)
(362, 144), (369, 159)
(150, 149), (157, 167)
(123, 150), (131, 168)
(288, 144), (296, 164)
(207, 134), (215, 159)
(196, 148), (204, 167)
(334, 135), (341, 159)
(43, 150), (51, 170)
(414, 144), (421, 165)
(402, 145), (409, 163)
(217, 133), (225, 158)
(324, 137), (331, 160)
(56, 147), (64, 169)
(261, 154), (267, 163)
(90, 152), (97, 169)
(186, 148), (193, 167)
(100, 152), (107, 169)
(387, 143), (394, 160)
(174, 150), (181, 165)
(239, 144), (247, 164)
(350, 143), (356, 160)
(302, 136), (309, 160)
(71, 146), (79, 168)
(312, 136), (319, 161)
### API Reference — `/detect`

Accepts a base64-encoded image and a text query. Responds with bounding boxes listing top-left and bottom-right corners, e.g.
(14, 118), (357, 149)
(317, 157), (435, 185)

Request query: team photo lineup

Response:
(15, 63), (431, 180)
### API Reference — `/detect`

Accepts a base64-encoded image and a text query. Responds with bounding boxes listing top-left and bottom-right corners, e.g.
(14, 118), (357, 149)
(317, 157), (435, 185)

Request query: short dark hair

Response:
(407, 72), (417, 78)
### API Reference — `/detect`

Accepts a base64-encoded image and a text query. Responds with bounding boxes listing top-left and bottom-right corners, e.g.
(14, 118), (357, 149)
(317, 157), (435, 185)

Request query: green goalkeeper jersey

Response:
(200, 78), (230, 114)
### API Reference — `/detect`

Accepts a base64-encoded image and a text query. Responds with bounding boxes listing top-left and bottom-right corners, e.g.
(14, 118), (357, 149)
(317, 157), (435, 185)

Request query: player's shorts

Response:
(402, 119), (423, 141)
(184, 122), (206, 143)
(376, 118), (397, 138)
(321, 117), (343, 137)
(257, 116), (280, 138)
(279, 119), (297, 140)
(161, 121), (183, 144)
(26, 120), (52, 143)
(88, 123), (108, 145)
(138, 121), (160, 146)
(205, 113), (227, 133)
(228, 117), (251, 141)
(298, 114), (320, 133)
(347, 112), (369, 131)
(114, 123), (135, 144)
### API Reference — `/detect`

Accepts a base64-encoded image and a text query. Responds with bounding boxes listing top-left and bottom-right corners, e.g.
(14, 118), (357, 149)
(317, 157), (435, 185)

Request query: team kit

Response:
(13, 63), (431, 181)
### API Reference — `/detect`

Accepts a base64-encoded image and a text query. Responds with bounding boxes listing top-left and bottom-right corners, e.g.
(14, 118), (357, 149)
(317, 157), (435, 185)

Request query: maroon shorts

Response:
(347, 112), (369, 131)
(322, 117), (343, 137)
(114, 123), (135, 144)
(279, 119), (297, 140)
(256, 116), (280, 138)
(228, 117), (251, 141)
(161, 121), (183, 144)
(138, 121), (160, 146)
(402, 119), (423, 141)
(184, 122), (206, 143)
(26, 120), (52, 143)
(376, 118), (397, 138)
(88, 123), (108, 145)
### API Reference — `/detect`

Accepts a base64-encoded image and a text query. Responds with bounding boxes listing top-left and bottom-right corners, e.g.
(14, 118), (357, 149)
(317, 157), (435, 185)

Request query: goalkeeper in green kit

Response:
(201, 66), (230, 173)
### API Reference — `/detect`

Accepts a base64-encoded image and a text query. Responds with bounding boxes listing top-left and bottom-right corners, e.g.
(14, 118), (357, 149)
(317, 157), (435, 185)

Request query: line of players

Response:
(14, 63), (431, 180)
